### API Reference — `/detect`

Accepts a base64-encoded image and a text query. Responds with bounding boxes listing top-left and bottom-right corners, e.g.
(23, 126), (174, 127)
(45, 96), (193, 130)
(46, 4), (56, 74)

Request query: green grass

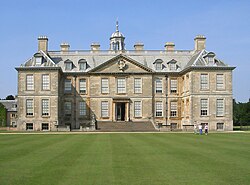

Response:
(0, 133), (250, 185)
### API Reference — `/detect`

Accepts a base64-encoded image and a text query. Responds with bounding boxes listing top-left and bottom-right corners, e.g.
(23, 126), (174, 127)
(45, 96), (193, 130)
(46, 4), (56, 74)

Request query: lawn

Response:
(0, 133), (249, 185)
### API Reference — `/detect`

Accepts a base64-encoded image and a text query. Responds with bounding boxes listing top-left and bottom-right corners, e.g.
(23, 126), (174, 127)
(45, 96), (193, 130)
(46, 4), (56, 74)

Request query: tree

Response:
(0, 103), (7, 127)
(233, 99), (250, 128)
(5, 95), (15, 100)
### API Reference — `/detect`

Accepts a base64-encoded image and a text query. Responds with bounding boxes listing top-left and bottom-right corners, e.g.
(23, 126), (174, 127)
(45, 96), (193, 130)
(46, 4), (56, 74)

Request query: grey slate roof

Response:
(0, 100), (17, 112)
(18, 49), (232, 72)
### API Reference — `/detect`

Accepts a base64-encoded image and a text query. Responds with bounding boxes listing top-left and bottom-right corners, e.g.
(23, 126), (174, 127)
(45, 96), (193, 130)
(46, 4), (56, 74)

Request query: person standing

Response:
(198, 124), (202, 135)
(194, 124), (197, 134)
(205, 124), (208, 135)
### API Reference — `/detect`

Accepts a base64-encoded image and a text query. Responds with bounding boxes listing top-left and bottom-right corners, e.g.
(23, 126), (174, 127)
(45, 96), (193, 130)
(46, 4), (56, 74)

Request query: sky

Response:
(0, 0), (249, 102)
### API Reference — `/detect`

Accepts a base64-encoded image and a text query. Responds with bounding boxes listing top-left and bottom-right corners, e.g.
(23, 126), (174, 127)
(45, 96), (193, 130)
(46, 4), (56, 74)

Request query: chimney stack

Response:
(194, 35), (206, 51)
(164, 42), (175, 51)
(60, 43), (70, 52)
(38, 36), (48, 53)
(91, 43), (100, 52)
(134, 42), (144, 51)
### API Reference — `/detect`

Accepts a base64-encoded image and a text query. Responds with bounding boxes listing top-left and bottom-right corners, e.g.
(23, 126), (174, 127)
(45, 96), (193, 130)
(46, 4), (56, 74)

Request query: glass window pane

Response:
(155, 79), (162, 93)
(170, 79), (177, 93)
(42, 99), (49, 116)
(156, 101), (163, 117)
(26, 99), (33, 116)
(79, 79), (87, 94)
(79, 101), (87, 116)
(134, 101), (142, 117)
(200, 74), (208, 90)
(64, 79), (72, 93)
(101, 101), (109, 117)
(26, 75), (34, 90)
(42, 74), (50, 90)
(134, 78), (142, 93)
(117, 78), (126, 93)
(101, 78), (109, 93)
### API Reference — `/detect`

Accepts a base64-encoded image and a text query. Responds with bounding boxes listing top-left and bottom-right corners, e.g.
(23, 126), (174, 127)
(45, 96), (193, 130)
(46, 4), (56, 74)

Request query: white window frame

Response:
(216, 99), (224, 117)
(155, 101), (163, 117)
(42, 99), (49, 116)
(26, 99), (34, 116)
(155, 62), (162, 70)
(216, 74), (225, 90)
(101, 101), (109, 118)
(42, 74), (50, 90)
(170, 101), (177, 117)
(169, 63), (176, 71)
(200, 74), (209, 90)
(65, 62), (72, 70)
(35, 57), (42, 66)
(170, 79), (177, 94)
(64, 79), (72, 93)
(134, 78), (142, 94)
(101, 78), (109, 94)
(79, 62), (87, 71)
(134, 101), (142, 117)
(79, 101), (87, 116)
(208, 56), (214, 64)
(155, 78), (163, 93)
(79, 79), (87, 94)
(200, 99), (208, 116)
(26, 75), (34, 91)
(117, 78), (126, 94)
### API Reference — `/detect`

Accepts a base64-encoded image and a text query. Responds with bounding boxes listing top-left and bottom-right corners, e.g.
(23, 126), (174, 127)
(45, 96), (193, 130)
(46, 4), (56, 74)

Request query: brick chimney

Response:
(194, 35), (206, 51)
(60, 43), (70, 52)
(134, 42), (144, 51)
(38, 36), (48, 53)
(164, 42), (175, 51)
(91, 43), (100, 52)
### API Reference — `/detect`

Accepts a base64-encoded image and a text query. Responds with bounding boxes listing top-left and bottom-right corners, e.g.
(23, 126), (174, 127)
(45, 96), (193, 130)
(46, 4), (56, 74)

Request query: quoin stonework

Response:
(16, 22), (235, 131)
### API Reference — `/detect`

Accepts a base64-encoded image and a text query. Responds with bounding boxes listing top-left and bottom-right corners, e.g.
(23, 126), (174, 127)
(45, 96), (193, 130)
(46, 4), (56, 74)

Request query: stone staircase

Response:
(96, 121), (157, 132)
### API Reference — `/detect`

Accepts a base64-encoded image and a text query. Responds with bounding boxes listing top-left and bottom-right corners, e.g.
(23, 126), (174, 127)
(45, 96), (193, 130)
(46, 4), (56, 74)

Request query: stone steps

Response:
(96, 121), (157, 132)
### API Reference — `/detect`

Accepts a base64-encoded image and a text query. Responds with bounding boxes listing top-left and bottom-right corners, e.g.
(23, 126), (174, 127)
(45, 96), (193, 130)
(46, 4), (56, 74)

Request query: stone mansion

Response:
(16, 23), (235, 131)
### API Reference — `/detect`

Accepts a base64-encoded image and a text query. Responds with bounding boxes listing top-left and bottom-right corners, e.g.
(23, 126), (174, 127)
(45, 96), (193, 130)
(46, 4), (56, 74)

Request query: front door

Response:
(116, 103), (126, 121)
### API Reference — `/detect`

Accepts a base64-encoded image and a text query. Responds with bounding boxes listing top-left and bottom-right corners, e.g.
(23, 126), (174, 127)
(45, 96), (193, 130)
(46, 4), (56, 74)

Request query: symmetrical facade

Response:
(16, 23), (235, 131)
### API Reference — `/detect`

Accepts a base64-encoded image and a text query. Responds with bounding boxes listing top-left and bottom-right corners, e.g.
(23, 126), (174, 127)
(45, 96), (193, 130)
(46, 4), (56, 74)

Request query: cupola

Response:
(110, 21), (125, 51)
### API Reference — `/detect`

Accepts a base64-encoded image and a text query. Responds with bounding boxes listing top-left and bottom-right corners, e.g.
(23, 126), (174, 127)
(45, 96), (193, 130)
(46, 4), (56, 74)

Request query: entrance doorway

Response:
(116, 103), (126, 121)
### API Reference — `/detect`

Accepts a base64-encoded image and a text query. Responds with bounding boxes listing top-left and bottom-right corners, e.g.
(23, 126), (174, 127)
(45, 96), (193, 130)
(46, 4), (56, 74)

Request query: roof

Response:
(0, 100), (17, 112)
(17, 49), (234, 73)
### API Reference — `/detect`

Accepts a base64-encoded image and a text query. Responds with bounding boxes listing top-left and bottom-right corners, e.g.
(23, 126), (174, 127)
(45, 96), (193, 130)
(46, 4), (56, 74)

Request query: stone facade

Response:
(15, 24), (235, 131)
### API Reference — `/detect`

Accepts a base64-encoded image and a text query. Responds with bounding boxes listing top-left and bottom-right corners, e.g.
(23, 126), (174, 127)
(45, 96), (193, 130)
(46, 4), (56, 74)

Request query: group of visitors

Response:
(194, 124), (208, 135)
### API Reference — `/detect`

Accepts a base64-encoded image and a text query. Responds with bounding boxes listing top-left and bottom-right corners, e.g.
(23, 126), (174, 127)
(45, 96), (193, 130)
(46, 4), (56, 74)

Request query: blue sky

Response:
(0, 0), (249, 102)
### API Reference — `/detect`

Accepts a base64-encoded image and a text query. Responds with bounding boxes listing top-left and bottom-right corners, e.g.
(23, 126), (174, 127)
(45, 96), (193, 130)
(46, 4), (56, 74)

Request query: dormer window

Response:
(65, 60), (73, 70)
(35, 57), (42, 65)
(169, 63), (176, 70)
(205, 52), (216, 66)
(34, 53), (43, 66)
(79, 59), (88, 71)
(167, 59), (177, 71)
(65, 63), (72, 70)
(154, 59), (163, 70)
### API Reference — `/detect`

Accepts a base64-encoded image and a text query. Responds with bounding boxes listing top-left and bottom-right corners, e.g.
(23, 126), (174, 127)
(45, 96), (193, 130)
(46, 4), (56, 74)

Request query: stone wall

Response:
(17, 69), (60, 131)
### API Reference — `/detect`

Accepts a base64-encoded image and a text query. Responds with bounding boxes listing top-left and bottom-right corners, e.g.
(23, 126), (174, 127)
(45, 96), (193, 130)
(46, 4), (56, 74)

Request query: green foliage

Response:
(0, 103), (7, 127)
(233, 99), (250, 126)
(0, 134), (250, 185)
(5, 95), (15, 100)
